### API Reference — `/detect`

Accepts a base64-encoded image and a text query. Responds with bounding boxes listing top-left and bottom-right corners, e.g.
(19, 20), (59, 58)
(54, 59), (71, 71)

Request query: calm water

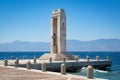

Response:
(0, 52), (120, 80)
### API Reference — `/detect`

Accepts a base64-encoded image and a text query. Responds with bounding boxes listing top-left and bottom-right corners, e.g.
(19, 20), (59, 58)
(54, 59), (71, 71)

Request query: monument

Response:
(40, 9), (74, 61)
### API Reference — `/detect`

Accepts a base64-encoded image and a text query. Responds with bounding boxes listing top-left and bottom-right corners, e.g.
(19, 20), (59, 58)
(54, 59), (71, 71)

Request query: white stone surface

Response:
(40, 9), (74, 60)
(51, 9), (66, 54)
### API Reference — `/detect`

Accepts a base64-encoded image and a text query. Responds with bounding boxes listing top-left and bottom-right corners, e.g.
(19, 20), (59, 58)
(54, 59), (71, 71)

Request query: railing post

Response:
(63, 58), (66, 63)
(4, 59), (8, 66)
(75, 57), (79, 62)
(61, 63), (66, 75)
(16, 58), (19, 64)
(96, 56), (100, 61)
(42, 62), (46, 72)
(26, 61), (31, 69)
(86, 56), (90, 61)
(87, 65), (93, 79)
(14, 60), (18, 68)
(34, 55), (36, 63)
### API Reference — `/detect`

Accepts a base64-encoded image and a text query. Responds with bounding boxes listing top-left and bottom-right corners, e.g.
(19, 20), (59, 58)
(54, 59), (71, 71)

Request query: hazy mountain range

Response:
(0, 39), (120, 52)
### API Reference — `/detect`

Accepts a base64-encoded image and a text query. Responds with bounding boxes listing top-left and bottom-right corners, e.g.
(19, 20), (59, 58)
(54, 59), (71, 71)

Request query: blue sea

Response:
(0, 52), (120, 80)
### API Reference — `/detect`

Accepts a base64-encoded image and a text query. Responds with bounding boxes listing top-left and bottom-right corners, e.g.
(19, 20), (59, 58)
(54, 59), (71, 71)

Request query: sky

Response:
(0, 0), (120, 43)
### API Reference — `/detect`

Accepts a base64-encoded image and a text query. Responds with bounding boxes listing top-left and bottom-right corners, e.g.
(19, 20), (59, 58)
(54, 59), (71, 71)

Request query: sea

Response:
(0, 52), (120, 80)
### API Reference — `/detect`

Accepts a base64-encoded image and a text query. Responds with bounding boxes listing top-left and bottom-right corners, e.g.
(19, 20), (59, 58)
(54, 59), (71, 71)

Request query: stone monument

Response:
(40, 9), (74, 61)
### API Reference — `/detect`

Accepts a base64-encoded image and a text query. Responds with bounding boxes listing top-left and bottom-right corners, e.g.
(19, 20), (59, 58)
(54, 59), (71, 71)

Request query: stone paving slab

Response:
(0, 66), (67, 80)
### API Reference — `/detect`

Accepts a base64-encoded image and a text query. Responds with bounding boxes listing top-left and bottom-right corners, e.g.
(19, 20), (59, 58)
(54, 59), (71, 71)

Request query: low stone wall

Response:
(12, 60), (111, 72)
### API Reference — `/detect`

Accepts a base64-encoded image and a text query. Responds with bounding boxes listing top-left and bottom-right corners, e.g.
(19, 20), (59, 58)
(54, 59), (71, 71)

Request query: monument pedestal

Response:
(39, 53), (75, 61)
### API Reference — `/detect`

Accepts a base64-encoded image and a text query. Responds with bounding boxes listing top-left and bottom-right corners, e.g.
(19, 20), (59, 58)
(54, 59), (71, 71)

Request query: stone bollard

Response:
(63, 58), (66, 63)
(75, 57), (79, 62)
(87, 65), (93, 79)
(42, 62), (46, 72)
(106, 56), (109, 60)
(96, 56), (100, 61)
(61, 63), (66, 75)
(4, 59), (8, 66)
(49, 58), (52, 63)
(16, 58), (19, 64)
(14, 60), (18, 68)
(26, 61), (31, 69)
(86, 56), (90, 62)
(33, 55), (36, 63)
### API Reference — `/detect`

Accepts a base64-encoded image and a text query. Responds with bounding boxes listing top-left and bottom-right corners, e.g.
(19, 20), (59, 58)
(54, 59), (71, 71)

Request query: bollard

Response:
(63, 58), (66, 63)
(61, 63), (66, 75)
(86, 56), (90, 62)
(26, 61), (31, 69)
(16, 58), (19, 64)
(42, 62), (46, 72)
(49, 58), (52, 63)
(14, 60), (18, 68)
(87, 65), (93, 79)
(4, 59), (8, 66)
(96, 56), (100, 61)
(34, 55), (36, 63)
(75, 57), (79, 62)
(106, 56), (109, 60)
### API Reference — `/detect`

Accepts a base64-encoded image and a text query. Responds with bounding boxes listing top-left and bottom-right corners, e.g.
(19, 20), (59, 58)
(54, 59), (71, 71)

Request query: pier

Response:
(3, 57), (111, 72)
(0, 57), (111, 80)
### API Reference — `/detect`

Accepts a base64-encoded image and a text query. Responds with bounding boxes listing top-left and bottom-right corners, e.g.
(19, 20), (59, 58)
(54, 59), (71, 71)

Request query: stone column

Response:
(26, 61), (31, 69)
(42, 62), (46, 72)
(96, 56), (100, 61)
(57, 16), (60, 54)
(51, 17), (57, 53)
(50, 18), (53, 53)
(87, 65), (93, 79)
(4, 59), (8, 66)
(61, 63), (66, 75)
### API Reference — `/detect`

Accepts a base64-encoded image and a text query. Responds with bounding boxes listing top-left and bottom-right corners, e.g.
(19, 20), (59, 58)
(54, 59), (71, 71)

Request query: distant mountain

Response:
(0, 40), (50, 52)
(67, 39), (120, 51)
(0, 39), (120, 52)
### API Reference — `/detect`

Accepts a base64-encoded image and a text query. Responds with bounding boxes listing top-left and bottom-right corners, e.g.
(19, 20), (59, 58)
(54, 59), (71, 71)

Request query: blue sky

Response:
(0, 0), (120, 43)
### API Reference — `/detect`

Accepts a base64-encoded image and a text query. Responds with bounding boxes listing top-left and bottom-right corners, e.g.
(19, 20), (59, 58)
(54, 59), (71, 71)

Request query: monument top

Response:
(52, 9), (66, 17)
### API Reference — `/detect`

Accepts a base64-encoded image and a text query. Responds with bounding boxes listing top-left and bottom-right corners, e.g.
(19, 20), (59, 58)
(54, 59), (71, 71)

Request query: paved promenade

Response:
(0, 65), (89, 80)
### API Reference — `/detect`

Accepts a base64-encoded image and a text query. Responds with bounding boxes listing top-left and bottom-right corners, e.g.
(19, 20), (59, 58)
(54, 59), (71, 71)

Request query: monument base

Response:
(39, 53), (75, 61)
